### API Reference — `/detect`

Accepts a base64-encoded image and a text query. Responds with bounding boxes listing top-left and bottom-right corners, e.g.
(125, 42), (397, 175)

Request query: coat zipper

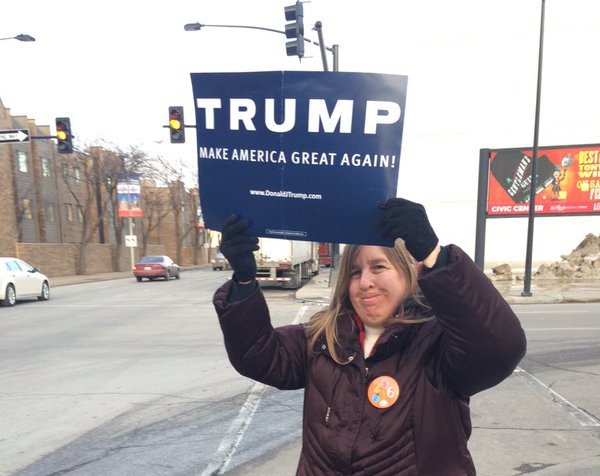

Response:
(325, 370), (342, 425)
(324, 351), (356, 426)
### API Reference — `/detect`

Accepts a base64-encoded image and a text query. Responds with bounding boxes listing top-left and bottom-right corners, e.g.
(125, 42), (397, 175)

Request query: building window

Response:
(16, 150), (28, 173)
(77, 207), (84, 223)
(73, 167), (81, 183)
(66, 204), (74, 222)
(45, 204), (56, 222)
(21, 198), (33, 219)
(62, 163), (69, 180)
(41, 157), (51, 177)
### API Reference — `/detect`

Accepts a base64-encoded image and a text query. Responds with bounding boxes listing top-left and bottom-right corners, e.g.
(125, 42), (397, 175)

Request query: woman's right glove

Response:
(219, 215), (259, 282)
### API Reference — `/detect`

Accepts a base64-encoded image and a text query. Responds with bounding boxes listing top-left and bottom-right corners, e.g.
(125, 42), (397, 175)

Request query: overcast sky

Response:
(1, 0), (599, 263)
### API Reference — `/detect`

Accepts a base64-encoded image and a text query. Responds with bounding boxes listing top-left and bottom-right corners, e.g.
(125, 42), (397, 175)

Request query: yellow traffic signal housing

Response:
(55, 117), (73, 154)
(169, 106), (185, 143)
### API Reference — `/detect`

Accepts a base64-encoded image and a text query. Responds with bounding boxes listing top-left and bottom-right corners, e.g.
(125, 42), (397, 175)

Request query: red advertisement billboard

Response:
(487, 144), (600, 216)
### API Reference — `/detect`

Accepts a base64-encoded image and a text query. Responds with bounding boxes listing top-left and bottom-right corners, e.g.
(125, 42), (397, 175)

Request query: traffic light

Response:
(55, 117), (73, 154)
(168, 106), (185, 143)
(284, 1), (304, 59)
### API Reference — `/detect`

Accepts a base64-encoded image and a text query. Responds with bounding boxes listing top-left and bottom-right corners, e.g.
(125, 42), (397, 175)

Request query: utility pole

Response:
(312, 21), (340, 268)
(522, 0), (546, 297)
(129, 216), (135, 270)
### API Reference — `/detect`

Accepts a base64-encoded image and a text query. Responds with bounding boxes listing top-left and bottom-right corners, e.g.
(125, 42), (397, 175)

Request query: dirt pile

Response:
(490, 263), (513, 281)
(534, 233), (600, 280)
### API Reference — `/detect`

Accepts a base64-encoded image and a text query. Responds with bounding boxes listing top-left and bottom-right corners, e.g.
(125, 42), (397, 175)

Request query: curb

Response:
(295, 270), (600, 306)
(48, 267), (600, 305)
(50, 265), (209, 288)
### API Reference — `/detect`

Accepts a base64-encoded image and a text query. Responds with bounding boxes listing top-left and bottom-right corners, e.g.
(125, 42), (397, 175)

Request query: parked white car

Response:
(0, 257), (50, 307)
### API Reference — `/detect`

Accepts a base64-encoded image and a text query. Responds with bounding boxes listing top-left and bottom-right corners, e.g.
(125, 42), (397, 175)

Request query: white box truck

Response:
(255, 238), (320, 289)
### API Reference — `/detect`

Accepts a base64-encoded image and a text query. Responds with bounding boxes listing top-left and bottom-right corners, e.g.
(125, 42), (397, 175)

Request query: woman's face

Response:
(348, 246), (406, 328)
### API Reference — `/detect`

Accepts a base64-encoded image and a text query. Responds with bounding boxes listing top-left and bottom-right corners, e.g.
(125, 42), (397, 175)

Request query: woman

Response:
(213, 198), (526, 475)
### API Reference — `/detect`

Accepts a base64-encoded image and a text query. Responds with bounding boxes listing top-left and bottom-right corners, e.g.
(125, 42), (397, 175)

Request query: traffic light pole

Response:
(313, 22), (339, 72)
(30, 134), (76, 148)
(311, 22), (340, 267)
(184, 16), (341, 266)
(184, 22), (338, 73)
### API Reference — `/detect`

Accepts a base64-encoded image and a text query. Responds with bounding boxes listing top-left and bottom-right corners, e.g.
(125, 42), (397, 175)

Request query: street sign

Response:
(0, 129), (30, 144)
(125, 235), (138, 248)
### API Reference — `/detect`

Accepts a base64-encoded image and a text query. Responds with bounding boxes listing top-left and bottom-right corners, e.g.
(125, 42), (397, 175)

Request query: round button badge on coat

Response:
(367, 376), (400, 409)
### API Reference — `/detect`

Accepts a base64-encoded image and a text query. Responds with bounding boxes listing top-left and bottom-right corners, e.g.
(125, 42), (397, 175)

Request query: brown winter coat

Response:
(213, 245), (527, 475)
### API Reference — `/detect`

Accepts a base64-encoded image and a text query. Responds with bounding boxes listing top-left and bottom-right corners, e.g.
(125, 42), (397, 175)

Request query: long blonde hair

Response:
(305, 241), (427, 363)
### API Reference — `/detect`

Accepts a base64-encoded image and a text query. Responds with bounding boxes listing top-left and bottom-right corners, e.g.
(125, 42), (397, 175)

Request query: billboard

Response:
(191, 71), (408, 246)
(117, 173), (143, 218)
(487, 144), (600, 216)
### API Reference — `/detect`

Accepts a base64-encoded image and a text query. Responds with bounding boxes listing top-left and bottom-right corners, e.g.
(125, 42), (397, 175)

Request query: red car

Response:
(133, 255), (181, 282)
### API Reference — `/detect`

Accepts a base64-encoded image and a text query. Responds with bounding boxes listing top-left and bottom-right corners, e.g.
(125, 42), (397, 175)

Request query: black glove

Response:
(220, 215), (259, 282)
(377, 198), (438, 262)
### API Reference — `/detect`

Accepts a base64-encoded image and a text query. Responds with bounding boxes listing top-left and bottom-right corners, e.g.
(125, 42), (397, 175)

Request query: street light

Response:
(183, 22), (338, 72)
(0, 34), (35, 42)
(184, 22), (285, 36)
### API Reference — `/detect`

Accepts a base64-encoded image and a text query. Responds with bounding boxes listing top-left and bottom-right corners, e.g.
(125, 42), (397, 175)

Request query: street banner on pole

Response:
(191, 71), (408, 245)
(117, 173), (143, 218)
(487, 144), (600, 216)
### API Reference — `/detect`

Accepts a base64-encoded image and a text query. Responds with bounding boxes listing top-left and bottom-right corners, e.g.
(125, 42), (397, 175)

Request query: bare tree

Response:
(187, 186), (208, 265)
(58, 150), (110, 275)
(139, 184), (170, 257)
(15, 188), (36, 243)
(153, 156), (199, 264)
(167, 179), (187, 264)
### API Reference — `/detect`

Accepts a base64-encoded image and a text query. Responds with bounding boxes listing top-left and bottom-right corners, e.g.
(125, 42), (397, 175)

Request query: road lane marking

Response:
(43, 303), (208, 307)
(293, 304), (312, 324)
(515, 367), (600, 427)
(523, 327), (600, 331)
(515, 310), (592, 314)
(200, 303), (309, 475)
(200, 381), (266, 476)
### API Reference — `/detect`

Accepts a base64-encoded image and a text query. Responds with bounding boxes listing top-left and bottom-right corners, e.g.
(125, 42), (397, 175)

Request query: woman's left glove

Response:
(220, 215), (259, 282)
(378, 198), (438, 262)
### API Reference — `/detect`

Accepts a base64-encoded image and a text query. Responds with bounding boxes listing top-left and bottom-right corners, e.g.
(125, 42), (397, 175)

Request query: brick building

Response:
(0, 99), (20, 256)
(0, 98), (209, 276)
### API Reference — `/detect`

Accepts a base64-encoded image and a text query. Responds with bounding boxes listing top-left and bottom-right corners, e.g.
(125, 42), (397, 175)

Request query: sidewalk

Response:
(49, 265), (209, 287)
(49, 265), (600, 305)
(295, 268), (600, 305)
(486, 278), (600, 305)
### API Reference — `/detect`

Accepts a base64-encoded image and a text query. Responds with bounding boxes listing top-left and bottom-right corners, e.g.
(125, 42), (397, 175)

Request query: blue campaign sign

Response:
(191, 71), (408, 246)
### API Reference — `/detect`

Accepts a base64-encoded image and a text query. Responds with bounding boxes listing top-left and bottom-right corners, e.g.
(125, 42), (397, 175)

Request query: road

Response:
(470, 303), (600, 476)
(1, 270), (599, 475)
